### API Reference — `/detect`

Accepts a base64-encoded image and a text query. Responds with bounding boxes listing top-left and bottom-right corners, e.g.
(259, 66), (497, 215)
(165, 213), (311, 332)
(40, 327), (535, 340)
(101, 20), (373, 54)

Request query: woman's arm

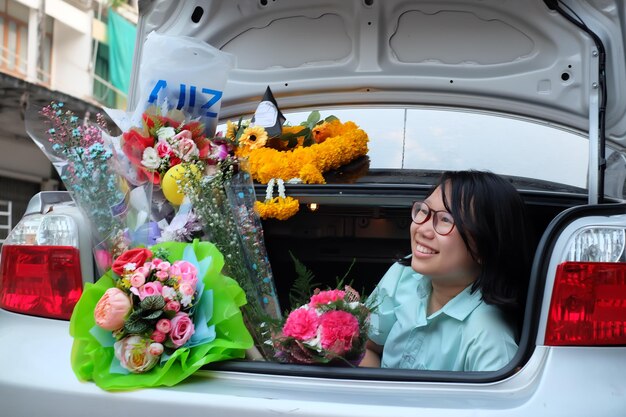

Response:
(359, 340), (383, 367)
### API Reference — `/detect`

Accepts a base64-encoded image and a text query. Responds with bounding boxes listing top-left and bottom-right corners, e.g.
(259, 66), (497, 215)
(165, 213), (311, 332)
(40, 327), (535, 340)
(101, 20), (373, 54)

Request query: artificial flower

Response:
(111, 248), (153, 276)
(114, 335), (161, 374)
(169, 312), (195, 347)
(93, 288), (131, 331)
(141, 147), (161, 170)
(239, 125), (269, 149)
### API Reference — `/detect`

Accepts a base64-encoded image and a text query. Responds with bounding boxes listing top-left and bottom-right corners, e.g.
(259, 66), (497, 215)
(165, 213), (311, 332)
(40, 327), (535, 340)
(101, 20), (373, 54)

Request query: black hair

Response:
(399, 170), (533, 324)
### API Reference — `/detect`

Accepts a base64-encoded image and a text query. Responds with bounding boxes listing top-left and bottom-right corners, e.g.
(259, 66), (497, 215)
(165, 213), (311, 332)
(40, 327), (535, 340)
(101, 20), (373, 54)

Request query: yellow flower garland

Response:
(227, 117), (368, 220)
(254, 197), (300, 220)
(235, 119), (369, 185)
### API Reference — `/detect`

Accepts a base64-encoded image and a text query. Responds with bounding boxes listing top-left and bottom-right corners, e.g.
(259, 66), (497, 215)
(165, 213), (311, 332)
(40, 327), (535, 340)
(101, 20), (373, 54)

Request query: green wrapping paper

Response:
(69, 240), (253, 391)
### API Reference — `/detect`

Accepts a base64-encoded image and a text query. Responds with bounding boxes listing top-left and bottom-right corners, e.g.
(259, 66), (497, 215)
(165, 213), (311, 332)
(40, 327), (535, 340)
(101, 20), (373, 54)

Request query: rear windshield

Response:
(280, 107), (589, 189)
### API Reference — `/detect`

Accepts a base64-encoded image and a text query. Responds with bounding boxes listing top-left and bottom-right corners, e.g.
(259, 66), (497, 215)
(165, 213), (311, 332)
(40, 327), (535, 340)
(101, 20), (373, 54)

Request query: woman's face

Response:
(410, 185), (480, 285)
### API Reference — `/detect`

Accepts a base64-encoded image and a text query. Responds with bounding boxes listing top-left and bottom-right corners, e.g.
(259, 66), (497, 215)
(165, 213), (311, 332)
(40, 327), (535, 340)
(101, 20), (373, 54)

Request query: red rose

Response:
(142, 113), (155, 129)
(180, 120), (204, 138)
(158, 116), (181, 129)
(112, 248), (153, 276)
(122, 129), (154, 162)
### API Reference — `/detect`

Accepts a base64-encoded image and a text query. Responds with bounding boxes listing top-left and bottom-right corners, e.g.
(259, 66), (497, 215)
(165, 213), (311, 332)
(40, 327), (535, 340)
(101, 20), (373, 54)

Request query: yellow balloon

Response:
(161, 164), (200, 205)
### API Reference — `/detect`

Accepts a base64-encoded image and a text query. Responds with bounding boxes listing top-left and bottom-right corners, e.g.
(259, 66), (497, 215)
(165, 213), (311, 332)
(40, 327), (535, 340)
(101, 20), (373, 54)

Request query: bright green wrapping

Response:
(69, 240), (253, 391)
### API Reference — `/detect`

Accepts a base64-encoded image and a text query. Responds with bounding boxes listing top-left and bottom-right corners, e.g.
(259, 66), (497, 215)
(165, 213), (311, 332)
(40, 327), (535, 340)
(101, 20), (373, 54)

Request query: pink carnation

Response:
(309, 289), (345, 308)
(319, 310), (359, 354)
(282, 308), (319, 341)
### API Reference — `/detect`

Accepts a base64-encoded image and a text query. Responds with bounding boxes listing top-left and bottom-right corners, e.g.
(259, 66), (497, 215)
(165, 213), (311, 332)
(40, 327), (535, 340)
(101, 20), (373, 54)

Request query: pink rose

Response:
(130, 272), (146, 288)
(155, 270), (169, 281)
(156, 318), (172, 333)
(173, 133), (199, 162)
(151, 330), (166, 343)
(319, 310), (359, 354)
(149, 342), (164, 356)
(150, 258), (163, 270)
(309, 289), (346, 308)
(157, 261), (171, 271)
(169, 312), (195, 347)
(114, 335), (160, 373)
(171, 260), (198, 285)
(179, 282), (195, 297)
(138, 281), (163, 300)
(156, 140), (173, 158)
(165, 300), (181, 313)
(162, 286), (177, 301)
(282, 307), (319, 341)
(135, 265), (150, 277)
(94, 288), (131, 331)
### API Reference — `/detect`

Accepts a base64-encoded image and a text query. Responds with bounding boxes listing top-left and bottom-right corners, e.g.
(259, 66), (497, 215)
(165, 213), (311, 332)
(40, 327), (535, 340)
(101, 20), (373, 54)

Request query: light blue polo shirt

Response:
(367, 262), (518, 371)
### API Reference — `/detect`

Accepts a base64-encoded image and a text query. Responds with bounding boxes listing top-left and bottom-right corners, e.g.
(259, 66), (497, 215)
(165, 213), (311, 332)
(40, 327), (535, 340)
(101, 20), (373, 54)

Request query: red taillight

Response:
(545, 261), (626, 346)
(0, 245), (83, 320)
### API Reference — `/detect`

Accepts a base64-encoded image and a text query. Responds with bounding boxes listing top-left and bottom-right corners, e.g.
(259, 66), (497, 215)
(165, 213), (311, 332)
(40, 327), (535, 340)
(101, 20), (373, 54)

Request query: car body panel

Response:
(2, 1), (626, 415)
(131, 0), (626, 146)
(1, 307), (625, 416)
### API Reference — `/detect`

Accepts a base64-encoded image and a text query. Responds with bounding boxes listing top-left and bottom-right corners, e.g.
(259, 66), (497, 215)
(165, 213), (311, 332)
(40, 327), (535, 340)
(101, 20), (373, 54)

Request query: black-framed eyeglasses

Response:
(411, 201), (456, 236)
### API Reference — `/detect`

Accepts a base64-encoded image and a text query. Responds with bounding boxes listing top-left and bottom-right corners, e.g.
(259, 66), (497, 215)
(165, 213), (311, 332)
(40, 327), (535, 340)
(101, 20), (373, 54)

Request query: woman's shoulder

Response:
(464, 299), (516, 338)
(380, 261), (422, 286)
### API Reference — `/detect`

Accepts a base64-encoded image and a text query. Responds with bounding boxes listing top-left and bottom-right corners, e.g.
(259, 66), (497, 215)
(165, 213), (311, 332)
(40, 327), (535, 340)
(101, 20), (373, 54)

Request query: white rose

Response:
(141, 147), (161, 170)
(157, 126), (176, 141)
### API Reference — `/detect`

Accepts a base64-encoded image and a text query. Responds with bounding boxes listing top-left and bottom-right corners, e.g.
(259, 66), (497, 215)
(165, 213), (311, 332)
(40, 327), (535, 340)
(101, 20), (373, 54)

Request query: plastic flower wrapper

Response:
(102, 31), (235, 242)
(182, 158), (282, 360)
(69, 240), (253, 391)
(25, 101), (154, 273)
(272, 285), (372, 366)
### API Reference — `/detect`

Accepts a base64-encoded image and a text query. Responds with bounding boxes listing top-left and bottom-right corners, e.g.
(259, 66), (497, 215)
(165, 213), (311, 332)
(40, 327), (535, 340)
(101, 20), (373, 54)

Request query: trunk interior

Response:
(262, 186), (588, 314)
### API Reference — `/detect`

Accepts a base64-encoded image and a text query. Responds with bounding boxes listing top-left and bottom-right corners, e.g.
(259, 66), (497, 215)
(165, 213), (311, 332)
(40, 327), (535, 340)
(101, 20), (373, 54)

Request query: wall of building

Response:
(0, 0), (136, 230)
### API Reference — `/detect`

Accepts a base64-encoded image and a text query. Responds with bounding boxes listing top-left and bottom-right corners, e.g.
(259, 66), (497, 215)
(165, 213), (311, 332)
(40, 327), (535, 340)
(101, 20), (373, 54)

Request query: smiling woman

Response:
(362, 170), (533, 371)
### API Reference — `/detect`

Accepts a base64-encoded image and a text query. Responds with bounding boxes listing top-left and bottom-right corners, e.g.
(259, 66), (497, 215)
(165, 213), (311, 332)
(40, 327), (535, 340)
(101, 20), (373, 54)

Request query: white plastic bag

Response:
(131, 31), (236, 136)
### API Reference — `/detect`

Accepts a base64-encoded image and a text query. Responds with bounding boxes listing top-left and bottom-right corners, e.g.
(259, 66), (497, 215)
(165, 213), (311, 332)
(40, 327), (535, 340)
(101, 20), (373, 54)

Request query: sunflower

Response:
(239, 126), (268, 150)
(225, 120), (237, 139)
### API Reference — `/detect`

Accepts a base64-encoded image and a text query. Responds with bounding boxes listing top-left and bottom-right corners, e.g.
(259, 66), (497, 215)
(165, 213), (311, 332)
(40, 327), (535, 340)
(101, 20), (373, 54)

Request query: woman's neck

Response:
(428, 280), (472, 315)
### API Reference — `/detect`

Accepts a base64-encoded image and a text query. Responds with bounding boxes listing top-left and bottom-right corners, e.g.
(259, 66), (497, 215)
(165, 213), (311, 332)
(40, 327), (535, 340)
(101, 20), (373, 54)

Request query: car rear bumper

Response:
(1, 309), (625, 417)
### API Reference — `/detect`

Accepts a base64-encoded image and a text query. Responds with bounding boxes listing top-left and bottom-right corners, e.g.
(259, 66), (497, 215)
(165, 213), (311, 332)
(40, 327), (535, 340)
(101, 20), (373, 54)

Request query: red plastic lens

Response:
(0, 245), (83, 320)
(545, 262), (626, 346)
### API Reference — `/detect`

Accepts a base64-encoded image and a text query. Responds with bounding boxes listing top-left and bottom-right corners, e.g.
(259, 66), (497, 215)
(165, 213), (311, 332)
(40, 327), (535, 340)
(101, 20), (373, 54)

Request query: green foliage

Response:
(278, 111), (339, 149)
(122, 295), (166, 335)
(288, 251), (320, 310)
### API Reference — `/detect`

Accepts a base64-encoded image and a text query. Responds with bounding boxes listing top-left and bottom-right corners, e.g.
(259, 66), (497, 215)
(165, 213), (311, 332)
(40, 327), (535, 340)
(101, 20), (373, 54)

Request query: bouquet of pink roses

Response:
(93, 247), (203, 373)
(273, 287), (371, 366)
(70, 240), (253, 390)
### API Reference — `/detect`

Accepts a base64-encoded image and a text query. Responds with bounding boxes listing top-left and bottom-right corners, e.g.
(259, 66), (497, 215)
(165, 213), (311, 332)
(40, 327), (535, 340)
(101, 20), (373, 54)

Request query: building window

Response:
(0, 0), (53, 83)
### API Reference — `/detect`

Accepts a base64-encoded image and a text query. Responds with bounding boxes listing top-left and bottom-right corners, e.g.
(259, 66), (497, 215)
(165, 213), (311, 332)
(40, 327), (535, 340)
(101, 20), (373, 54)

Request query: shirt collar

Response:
(417, 276), (484, 322)
(440, 284), (483, 321)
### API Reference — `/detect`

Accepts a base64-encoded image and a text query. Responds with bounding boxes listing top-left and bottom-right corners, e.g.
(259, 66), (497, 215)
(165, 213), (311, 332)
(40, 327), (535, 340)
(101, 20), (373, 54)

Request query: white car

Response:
(2, 0), (626, 415)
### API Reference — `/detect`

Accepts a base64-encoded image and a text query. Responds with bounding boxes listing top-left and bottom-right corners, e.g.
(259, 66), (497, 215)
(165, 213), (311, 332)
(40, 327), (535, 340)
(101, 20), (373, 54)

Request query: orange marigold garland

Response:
(235, 119), (369, 185)
(225, 112), (369, 220)
(254, 178), (300, 220)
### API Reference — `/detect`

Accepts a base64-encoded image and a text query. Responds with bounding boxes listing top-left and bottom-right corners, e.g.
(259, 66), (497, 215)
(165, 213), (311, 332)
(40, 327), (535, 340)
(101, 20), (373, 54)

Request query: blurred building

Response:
(0, 0), (137, 242)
